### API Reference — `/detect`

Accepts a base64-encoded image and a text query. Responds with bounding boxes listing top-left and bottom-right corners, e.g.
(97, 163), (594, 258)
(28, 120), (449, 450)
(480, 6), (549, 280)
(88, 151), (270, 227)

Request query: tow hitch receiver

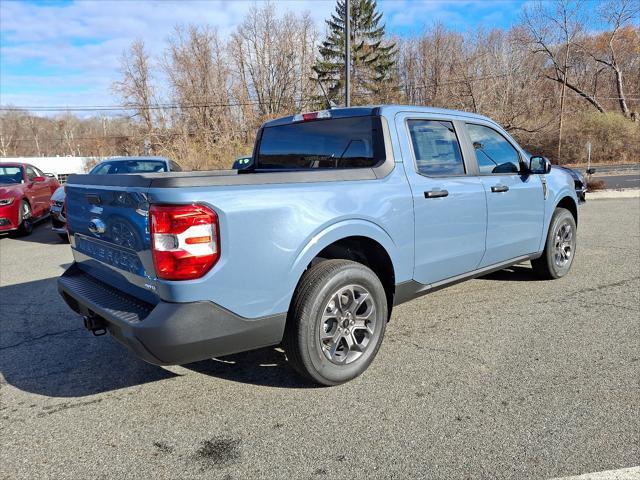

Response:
(83, 315), (107, 336)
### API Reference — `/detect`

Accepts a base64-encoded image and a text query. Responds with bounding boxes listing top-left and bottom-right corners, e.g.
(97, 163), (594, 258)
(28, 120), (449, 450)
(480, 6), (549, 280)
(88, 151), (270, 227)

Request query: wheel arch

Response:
(311, 236), (396, 318)
(288, 220), (399, 319)
(556, 195), (578, 225)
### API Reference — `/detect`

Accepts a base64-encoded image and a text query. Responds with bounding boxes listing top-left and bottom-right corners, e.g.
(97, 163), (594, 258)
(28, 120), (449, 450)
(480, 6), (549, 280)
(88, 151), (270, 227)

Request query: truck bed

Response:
(66, 165), (393, 189)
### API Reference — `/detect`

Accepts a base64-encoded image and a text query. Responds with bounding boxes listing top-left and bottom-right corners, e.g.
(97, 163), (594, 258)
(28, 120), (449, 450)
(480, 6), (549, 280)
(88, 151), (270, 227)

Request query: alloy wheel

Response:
(554, 221), (573, 268)
(319, 284), (377, 365)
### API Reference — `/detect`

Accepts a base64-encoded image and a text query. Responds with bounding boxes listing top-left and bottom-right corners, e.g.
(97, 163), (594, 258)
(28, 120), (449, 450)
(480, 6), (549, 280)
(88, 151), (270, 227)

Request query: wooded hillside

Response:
(1, 0), (638, 168)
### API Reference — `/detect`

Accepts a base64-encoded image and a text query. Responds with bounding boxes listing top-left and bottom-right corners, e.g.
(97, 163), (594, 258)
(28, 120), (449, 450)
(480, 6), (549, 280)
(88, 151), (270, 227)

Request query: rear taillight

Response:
(150, 204), (220, 281)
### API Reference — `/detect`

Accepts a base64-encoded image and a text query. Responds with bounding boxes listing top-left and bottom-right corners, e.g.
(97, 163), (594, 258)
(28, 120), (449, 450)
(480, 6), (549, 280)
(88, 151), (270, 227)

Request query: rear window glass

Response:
(90, 161), (167, 174)
(257, 116), (385, 169)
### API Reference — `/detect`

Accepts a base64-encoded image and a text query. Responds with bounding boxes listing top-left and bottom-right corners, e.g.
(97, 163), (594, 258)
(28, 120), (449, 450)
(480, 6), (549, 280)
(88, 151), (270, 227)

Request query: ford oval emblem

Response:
(88, 218), (106, 234)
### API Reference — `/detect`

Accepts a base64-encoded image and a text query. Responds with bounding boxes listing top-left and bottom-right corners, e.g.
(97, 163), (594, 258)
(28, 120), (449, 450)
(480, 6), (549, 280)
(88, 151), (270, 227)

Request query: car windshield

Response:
(0, 166), (23, 185)
(256, 116), (385, 169)
(90, 160), (167, 174)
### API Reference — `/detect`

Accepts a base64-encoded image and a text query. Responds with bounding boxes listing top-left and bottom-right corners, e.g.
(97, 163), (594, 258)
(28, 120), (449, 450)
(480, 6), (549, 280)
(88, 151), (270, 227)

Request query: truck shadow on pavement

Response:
(0, 276), (314, 397)
(478, 265), (544, 282)
(0, 276), (179, 398)
(184, 349), (317, 389)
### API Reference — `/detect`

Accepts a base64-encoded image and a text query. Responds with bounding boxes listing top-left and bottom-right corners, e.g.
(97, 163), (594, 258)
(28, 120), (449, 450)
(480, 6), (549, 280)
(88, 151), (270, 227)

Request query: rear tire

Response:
(16, 200), (33, 236)
(531, 207), (576, 279)
(283, 259), (387, 386)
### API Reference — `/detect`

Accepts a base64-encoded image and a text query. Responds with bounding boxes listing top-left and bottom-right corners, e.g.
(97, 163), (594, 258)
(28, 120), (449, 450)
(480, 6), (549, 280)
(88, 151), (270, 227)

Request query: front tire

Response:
(531, 207), (576, 279)
(16, 200), (34, 236)
(283, 260), (387, 386)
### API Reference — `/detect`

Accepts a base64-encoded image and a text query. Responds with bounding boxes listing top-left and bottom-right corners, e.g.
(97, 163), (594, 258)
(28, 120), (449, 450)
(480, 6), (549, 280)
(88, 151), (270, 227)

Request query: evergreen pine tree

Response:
(314, 0), (397, 105)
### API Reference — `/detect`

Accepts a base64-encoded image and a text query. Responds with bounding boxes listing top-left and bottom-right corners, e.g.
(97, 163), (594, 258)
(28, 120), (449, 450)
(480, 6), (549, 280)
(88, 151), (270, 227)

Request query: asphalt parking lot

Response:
(1, 198), (638, 480)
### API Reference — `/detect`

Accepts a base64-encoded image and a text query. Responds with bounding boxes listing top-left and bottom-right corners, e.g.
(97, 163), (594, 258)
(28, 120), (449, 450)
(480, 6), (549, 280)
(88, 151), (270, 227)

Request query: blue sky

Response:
(0, 0), (595, 111)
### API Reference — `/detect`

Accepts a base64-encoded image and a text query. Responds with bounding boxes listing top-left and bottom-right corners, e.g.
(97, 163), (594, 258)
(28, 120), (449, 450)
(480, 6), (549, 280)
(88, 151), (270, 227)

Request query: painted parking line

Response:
(551, 466), (640, 479)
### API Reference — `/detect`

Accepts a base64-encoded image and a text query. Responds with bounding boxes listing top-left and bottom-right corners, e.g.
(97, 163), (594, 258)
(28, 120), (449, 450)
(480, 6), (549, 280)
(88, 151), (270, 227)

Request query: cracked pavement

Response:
(1, 198), (639, 479)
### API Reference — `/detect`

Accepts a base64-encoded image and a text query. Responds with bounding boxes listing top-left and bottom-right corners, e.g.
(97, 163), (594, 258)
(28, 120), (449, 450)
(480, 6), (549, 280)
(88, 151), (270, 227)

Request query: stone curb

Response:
(587, 189), (640, 200)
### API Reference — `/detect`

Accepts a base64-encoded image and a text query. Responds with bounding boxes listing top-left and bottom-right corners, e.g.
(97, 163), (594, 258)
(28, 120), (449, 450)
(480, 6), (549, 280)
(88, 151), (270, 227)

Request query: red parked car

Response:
(0, 162), (60, 236)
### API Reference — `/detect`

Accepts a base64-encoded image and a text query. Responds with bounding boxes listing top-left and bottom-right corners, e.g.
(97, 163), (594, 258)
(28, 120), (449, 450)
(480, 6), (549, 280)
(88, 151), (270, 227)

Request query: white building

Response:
(0, 157), (97, 183)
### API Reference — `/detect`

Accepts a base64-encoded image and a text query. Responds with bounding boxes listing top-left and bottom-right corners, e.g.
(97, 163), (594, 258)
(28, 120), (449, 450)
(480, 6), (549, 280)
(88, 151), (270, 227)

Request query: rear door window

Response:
(257, 116), (385, 169)
(407, 120), (465, 176)
(26, 167), (38, 181)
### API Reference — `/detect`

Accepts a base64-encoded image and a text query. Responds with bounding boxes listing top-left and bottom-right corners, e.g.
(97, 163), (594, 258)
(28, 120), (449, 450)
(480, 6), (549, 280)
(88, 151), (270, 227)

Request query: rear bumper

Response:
(577, 187), (586, 204)
(50, 205), (66, 233)
(57, 263), (286, 365)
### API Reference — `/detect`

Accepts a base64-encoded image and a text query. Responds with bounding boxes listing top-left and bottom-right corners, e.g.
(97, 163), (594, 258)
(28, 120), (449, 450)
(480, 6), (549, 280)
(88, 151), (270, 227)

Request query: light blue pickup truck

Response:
(58, 105), (580, 385)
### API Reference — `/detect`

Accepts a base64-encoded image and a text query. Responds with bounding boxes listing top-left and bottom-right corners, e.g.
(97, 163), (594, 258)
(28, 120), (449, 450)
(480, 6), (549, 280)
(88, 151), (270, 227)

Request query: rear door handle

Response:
(491, 185), (509, 193)
(424, 190), (449, 199)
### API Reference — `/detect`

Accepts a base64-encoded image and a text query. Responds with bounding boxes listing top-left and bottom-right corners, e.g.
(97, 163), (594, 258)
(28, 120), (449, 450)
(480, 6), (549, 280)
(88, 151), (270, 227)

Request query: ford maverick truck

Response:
(58, 105), (580, 385)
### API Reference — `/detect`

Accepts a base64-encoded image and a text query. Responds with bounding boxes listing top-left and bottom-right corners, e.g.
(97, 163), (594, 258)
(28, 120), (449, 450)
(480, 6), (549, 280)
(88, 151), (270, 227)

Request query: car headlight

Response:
(0, 197), (14, 206)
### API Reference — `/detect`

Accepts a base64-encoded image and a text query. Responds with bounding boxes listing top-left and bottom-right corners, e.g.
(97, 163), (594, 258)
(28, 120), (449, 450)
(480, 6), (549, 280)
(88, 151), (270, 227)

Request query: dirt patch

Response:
(195, 437), (241, 468)
(152, 441), (174, 454)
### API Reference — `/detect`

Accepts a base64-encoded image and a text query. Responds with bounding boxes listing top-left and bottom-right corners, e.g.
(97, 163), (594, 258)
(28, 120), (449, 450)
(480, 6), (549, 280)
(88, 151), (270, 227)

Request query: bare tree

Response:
(521, 0), (601, 160)
(0, 111), (22, 157)
(584, 0), (639, 119)
(162, 25), (236, 169)
(113, 40), (156, 133)
(520, 1), (605, 114)
(229, 3), (318, 119)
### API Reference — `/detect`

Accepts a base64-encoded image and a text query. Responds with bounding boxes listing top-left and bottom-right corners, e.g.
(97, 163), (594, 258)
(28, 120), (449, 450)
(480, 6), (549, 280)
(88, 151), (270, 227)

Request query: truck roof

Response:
(263, 104), (494, 128)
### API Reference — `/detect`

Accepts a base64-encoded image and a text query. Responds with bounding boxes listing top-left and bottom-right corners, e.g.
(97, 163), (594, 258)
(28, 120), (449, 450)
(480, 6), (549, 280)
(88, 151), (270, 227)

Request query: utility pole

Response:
(557, 50), (569, 163)
(345, 0), (351, 108)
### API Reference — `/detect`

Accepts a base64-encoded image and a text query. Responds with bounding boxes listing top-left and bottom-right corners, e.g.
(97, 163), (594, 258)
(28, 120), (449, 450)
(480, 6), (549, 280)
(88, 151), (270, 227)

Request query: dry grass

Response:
(587, 178), (606, 191)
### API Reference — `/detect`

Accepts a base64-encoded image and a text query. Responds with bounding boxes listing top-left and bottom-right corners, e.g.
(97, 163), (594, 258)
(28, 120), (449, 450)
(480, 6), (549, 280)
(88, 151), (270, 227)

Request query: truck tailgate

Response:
(65, 184), (158, 304)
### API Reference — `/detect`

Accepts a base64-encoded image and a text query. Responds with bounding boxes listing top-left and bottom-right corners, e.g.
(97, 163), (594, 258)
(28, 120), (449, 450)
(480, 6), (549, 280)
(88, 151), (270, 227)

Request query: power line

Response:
(0, 72), (554, 111)
(2, 93), (637, 113)
(1, 66), (638, 113)
(5, 128), (256, 143)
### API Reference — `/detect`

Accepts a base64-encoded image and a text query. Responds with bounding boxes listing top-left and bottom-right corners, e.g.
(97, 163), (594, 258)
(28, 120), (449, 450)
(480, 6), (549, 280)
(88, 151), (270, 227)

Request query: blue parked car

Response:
(58, 106), (580, 385)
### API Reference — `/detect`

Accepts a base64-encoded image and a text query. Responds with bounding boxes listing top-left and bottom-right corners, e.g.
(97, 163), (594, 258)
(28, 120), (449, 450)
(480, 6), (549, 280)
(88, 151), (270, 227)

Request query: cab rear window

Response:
(257, 116), (385, 169)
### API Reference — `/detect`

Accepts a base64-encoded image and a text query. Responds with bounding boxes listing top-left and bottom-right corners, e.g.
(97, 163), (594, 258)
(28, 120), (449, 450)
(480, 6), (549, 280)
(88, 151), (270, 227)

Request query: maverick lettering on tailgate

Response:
(75, 234), (144, 275)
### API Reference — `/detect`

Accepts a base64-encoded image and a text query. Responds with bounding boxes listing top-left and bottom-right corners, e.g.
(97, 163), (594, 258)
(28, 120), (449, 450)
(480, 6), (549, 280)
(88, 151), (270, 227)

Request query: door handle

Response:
(424, 190), (449, 199)
(491, 185), (509, 193)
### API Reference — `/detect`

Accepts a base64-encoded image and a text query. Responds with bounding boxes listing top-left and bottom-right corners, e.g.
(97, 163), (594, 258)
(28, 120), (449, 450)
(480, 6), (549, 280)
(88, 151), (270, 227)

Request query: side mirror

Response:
(32, 176), (46, 183)
(529, 156), (551, 175)
(232, 156), (254, 170)
(586, 167), (596, 175)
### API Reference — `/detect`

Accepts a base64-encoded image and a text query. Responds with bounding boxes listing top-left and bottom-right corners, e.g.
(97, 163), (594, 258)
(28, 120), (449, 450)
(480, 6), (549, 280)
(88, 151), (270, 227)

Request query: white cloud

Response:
(0, 0), (338, 109)
(0, 0), (527, 110)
